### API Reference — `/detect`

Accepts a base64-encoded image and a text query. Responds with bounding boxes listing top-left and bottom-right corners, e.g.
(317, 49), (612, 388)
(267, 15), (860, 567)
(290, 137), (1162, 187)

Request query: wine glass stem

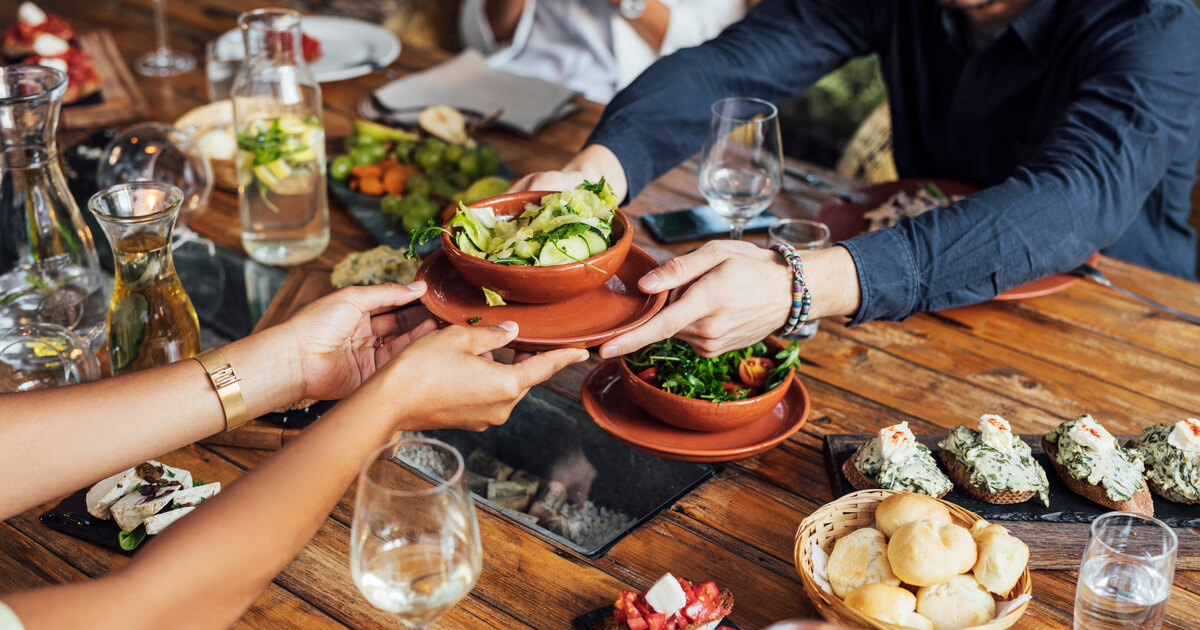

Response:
(154, 0), (170, 55)
(729, 219), (747, 241)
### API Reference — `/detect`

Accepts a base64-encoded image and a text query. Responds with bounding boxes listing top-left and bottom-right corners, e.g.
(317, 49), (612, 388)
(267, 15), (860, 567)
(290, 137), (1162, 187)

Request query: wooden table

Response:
(4, 1), (1200, 628)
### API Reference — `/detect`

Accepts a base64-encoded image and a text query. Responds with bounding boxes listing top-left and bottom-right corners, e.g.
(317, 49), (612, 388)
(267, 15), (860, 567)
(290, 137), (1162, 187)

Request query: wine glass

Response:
(352, 438), (483, 630)
(697, 97), (783, 240)
(134, 0), (197, 77)
(1074, 511), (1177, 630)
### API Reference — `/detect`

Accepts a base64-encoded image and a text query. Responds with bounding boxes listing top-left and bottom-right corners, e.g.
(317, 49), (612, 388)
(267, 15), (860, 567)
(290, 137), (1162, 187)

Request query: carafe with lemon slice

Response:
(231, 9), (329, 266)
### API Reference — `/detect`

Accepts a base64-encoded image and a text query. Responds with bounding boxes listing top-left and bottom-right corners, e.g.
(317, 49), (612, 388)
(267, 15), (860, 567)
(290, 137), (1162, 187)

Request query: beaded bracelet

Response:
(769, 242), (812, 336)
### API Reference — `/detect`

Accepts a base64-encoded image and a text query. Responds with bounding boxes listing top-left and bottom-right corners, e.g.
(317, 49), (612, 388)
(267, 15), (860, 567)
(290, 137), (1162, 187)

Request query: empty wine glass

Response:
(352, 438), (482, 629)
(135, 0), (197, 77)
(697, 97), (783, 240)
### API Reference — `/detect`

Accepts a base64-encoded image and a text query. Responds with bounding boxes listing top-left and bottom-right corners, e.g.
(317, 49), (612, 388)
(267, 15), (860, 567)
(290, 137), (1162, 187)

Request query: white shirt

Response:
(0, 602), (24, 630)
(460, 0), (745, 103)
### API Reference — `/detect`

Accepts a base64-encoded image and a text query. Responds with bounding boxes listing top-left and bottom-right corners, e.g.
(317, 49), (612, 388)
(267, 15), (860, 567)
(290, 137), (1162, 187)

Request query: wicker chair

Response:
(835, 102), (897, 184)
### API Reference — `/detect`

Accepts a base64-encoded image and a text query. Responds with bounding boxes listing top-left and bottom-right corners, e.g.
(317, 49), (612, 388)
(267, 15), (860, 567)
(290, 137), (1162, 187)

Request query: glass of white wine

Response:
(697, 97), (783, 240)
(352, 438), (482, 630)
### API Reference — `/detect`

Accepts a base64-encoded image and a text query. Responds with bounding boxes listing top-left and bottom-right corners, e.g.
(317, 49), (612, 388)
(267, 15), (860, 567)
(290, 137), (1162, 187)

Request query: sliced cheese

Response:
(31, 33), (68, 57)
(33, 56), (67, 73)
(978, 414), (1015, 454)
(643, 573), (688, 616)
(143, 505), (195, 535)
(167, 482), (221, 509)
(1068, 415), (1116, 453)
(879, 421), (917, 464)
(85, 467), (141, 520)
(111, 486), (180, 531)
(18, 2), (46, 26)
(1168, 418), (1200, 453)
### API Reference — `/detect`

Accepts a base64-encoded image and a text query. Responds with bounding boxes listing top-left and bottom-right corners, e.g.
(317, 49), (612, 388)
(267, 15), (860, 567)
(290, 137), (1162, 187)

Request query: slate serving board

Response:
(40, 489), (132, 556)
(573, 606), (740, 630)
(823, 434), (1200, 570)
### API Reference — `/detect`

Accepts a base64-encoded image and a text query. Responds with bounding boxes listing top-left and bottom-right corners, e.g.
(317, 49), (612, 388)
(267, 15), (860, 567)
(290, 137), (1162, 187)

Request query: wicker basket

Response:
(794, 489), (1032, 630)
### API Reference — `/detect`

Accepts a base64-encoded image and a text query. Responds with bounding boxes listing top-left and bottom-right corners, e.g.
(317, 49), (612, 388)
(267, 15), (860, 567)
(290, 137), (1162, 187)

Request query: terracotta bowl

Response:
(439, 190), (633, 304)
(617, 338), (796, 433)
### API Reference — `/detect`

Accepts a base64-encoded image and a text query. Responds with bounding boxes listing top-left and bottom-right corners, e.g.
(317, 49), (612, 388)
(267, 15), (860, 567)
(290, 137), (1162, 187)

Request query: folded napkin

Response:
(366, 49), (578, 135)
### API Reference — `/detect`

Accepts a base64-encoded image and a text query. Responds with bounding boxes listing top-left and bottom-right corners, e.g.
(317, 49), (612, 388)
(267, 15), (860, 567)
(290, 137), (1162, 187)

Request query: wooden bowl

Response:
(617, 337), (795, 432)
(794, 489), (1032, 630)
(174, 100), (237, 191)
(440, 191), (633, 304)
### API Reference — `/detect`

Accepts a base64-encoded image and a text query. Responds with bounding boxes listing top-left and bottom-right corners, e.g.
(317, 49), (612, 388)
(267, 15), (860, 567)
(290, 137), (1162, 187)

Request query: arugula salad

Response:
(409, 179), (618, 266)
(624, 338), (801, 403)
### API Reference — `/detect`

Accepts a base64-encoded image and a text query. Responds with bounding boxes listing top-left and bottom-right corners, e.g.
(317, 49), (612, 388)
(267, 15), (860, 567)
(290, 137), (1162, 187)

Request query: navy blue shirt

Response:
(588, 0), (1200, 324)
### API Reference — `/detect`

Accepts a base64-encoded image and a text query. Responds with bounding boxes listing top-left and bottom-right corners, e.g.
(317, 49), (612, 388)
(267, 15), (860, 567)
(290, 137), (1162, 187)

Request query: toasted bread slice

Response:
(936, 448), (1036, 504)
(1042, 437), (1153, 516)
(1146, 477), (1200, 505)
(842, 447), (949, 498)
(594, 588), (734, 630)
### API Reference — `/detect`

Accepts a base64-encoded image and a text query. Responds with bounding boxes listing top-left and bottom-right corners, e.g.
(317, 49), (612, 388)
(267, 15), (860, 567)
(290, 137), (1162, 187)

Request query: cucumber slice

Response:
(581, 231), (608, 256)
(109, 292), (149, 373)
(455, 232), (486, 258)
(455, 213), (492, 252)
(538, 235), (590, 266)
(513, 238), (540, 260)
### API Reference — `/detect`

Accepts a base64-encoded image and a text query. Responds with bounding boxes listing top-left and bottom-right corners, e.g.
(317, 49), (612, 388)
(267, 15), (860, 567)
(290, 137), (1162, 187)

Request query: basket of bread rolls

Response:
(794, 489), (1031, 630)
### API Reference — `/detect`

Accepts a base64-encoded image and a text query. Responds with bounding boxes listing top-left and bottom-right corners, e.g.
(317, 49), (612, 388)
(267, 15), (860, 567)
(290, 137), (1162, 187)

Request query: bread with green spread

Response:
(1136, 419), (1200, 505)
(1043, 415), (1152, 516)
(846, 422), (952, 498)
(937, 414), (1050, 506)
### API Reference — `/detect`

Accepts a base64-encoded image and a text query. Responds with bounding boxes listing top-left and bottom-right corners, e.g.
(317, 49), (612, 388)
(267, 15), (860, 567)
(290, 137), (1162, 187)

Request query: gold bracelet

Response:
(194, 348), (249, 432)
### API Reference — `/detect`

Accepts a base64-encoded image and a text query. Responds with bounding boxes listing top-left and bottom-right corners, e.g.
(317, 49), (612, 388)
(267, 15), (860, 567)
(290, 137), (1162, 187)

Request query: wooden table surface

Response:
(4, 1), (1200, 628)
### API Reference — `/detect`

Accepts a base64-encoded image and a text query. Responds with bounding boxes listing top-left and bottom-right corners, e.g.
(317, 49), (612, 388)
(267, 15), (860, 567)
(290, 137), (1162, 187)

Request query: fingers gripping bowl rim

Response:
(438, 191), (634, 304)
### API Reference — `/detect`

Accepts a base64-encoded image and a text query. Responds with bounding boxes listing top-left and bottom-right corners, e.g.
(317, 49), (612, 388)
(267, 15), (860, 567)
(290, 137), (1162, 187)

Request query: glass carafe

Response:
(88, 183), (200, 376)
(231, 9), (329, 266)
(0, 65), (104, 335)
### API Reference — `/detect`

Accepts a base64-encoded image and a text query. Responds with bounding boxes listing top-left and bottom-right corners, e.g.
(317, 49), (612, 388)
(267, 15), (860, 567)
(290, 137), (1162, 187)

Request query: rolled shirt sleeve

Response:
(844, 2), (1200, 324)
(587, 0), (883, 200)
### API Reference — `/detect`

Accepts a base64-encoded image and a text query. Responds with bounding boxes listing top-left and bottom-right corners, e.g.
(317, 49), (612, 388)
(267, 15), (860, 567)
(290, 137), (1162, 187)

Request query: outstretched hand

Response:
(600, 240), (793, 358)
(278, 282), (438, 402)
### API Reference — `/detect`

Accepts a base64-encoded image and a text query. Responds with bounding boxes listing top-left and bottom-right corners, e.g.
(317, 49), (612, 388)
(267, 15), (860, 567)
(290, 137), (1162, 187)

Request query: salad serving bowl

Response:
(439, 191), (633, 304)
(618, 338), (796, 433)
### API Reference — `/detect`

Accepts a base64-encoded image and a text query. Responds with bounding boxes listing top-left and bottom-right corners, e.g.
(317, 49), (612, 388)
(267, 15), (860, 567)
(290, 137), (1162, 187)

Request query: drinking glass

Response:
(135, 0), (197, 77)
(352, 438), (483, 630)
(1074, 511), (1177, 630)
(205, 39), (242, 102)
(697, 97), (783, 240)
(0, 323), (100, 392)
(768, 218), (831, 339)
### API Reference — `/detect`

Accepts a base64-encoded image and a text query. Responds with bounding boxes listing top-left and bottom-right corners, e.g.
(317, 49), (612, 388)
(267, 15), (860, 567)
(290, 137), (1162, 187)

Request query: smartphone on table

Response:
(640, 206), (778, 244)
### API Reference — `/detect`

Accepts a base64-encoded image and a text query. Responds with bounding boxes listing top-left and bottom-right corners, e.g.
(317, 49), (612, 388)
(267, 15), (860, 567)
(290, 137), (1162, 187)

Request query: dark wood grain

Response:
(3, 0), (1199, 628)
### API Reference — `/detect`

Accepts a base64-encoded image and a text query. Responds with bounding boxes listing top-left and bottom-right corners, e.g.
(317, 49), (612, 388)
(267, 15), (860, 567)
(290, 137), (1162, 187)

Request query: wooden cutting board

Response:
(824, 434), (1200, 570)
(60, 30), (149, 130)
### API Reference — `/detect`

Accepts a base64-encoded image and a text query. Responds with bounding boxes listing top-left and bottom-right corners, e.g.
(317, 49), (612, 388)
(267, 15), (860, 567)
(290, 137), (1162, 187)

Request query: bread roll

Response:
(827, 528), (900, 598)
(887, 520), (977, 586)
(900, 612), (935, 630)
(876, 493), (953, 538)
(916, 575), (996, 630)
(970, 520), (1029, 596)
(844, 583), (917, 625)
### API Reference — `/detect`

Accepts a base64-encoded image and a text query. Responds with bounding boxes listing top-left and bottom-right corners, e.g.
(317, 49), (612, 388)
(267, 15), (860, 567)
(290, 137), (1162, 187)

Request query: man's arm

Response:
(842, 3), (1200, 324)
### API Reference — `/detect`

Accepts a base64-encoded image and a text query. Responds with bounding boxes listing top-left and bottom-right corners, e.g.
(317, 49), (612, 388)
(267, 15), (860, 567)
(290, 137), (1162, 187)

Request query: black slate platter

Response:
(823, 434), (1200, 526)
(573, 606), (739, 630)
(40, 489), (132, 556)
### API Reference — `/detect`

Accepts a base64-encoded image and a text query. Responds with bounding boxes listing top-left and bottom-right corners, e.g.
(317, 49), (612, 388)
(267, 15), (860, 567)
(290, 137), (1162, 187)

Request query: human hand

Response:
(372, 322), (589, 432)
(508, 144), (629, 201)
(277, 282), (438, 402)
(599, 240), (793, 358)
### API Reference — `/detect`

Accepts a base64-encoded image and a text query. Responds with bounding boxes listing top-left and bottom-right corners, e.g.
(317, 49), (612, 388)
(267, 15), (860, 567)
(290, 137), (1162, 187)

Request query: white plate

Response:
(216, 16), (401, 83)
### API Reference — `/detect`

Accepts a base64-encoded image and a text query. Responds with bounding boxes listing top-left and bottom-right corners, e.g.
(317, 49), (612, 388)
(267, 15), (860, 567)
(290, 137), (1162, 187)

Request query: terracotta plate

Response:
(815, 178), (1099, 300)
(417, 246), (668, 351)
(581, 359), (811, 462)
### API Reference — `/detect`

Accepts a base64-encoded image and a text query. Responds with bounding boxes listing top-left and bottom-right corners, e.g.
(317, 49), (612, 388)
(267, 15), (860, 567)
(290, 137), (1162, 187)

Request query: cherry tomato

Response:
(737, 356), (775, 388)
(636, 367), (657, 384)
(721, 382), (750, 397)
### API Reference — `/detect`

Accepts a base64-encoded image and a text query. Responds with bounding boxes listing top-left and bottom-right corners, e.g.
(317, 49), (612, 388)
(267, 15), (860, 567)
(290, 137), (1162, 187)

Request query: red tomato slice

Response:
(636, 367), (658, 384)
(645, 613), (667, 630)
(737, 356), (775, 388)
(694, 581), (720, 603)
(625, 616), (649, 630)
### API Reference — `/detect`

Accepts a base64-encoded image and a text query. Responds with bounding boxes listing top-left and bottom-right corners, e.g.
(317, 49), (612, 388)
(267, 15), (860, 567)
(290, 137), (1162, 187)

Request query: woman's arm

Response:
(0, 283), (434, 520)
(1, 323), (587, 630)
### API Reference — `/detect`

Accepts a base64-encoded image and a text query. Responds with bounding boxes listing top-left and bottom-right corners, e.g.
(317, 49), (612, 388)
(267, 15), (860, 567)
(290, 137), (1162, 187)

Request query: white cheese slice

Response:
(158, 464), (193, 490)
(879, 421), (917, 464)
(143, 505), (195, 535)
(85, 467), (141, 520)
(33, 57), (67, 73)
(978, 414), (1015, 454)
(643, 573), (688, 616)
(166, 482), (221, 509)
(31, 33), (68, 57)
(111, 486), (180, 531)
(18, 2), (46, 26)
(1068, 415), (1116, 453)
(1168, 418), (1200, 453)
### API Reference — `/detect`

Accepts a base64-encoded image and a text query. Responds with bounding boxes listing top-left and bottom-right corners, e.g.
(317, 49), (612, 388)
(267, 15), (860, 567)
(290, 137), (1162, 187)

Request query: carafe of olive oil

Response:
(87, 183), (200, 375)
